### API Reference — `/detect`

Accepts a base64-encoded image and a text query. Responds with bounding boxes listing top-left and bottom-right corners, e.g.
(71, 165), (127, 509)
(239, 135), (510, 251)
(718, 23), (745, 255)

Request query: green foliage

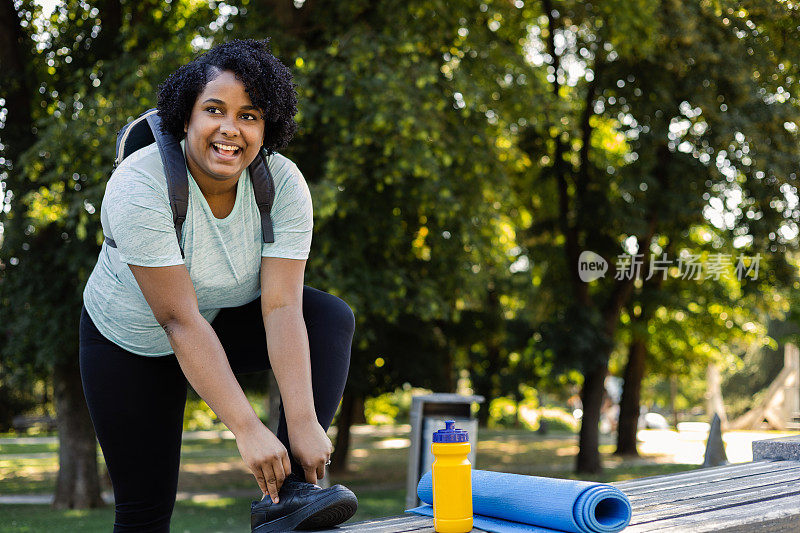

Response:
(487, 0), (800, 469)
(364, 394), (400, 426)
(183, 398), (222, 432)
(486, 385), (539, 429)
(2, 0), (800, 474)
(183, 393), (269, 431)
(0, 385), (37, 433)
(0, 0), (219, 373)
(363, 385), (432, 426)
(224, 1), (535, 400)
(537, 413), (579, 434)
(487, 397), (519, 428)
(484, 392), (578, 433)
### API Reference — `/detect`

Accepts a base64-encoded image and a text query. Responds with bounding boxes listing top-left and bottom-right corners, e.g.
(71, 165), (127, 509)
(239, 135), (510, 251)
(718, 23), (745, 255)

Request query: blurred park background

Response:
(2, 0), (800, 531)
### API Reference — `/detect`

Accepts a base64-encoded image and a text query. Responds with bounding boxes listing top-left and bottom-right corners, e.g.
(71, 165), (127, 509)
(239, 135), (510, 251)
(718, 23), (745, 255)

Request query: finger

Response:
(252, 466), (267, 498)
(282, 452), (292, 479)
(304, 464), (318, 485)
(273, 455), (286, 492)
(317, 462), (325, 481)
(264, 465), (280, 504)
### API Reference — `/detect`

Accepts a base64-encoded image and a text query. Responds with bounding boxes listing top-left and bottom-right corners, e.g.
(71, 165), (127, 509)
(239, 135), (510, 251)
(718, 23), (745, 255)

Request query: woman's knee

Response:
(330, 295), (355, 337)
(305, 288), (355, 337)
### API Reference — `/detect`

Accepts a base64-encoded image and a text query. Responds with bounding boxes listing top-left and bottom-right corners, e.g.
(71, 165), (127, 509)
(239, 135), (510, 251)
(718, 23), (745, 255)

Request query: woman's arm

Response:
(128, 264), (292, 503)
(260, 256), (332, 483)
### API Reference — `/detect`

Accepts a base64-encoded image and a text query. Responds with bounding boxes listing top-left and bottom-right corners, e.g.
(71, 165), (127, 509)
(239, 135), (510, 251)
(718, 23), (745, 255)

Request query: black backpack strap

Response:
(248, 151), (276, 244)
(114, 109), (157, 169)
(145, 112), (189, 258)
(105, 109), (159, 249)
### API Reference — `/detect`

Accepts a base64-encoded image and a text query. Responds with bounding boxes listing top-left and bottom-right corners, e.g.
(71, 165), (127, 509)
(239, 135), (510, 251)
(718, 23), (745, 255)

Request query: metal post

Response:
(405, 393), (484, 510)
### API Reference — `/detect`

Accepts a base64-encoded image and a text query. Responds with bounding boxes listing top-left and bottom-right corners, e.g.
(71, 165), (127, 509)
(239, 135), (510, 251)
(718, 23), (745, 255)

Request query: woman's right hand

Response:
(235, 422), (292, 503)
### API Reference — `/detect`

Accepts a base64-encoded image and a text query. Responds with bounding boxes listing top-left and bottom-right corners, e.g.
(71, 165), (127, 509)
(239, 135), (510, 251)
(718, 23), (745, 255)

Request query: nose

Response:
(219, 117), (239, 137)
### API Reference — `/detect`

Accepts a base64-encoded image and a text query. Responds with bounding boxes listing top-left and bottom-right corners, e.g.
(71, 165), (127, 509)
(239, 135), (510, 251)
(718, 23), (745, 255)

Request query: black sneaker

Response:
(250, 473), (358, 532)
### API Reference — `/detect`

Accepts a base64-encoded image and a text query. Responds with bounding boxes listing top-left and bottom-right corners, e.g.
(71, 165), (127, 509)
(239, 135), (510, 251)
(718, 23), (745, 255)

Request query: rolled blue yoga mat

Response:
(410, 469), (631, 533)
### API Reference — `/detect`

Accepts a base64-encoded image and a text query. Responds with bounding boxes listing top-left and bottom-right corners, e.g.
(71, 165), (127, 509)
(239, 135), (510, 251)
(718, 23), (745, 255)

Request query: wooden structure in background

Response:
(728, 343), (800, 430)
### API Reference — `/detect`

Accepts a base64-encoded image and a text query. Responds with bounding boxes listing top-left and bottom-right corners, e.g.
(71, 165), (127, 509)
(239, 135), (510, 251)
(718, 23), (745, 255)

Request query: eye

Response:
(241, 113), (257, 121)
(205, 106), (222, 114)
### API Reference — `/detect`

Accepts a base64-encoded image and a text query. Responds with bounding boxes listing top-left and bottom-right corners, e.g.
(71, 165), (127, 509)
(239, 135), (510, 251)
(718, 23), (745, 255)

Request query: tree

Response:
(230, 0), (530, 468)
(0, 0), (217, 508)
(3, 0), (528, 481)
(426, 0), (800, 472)
(614, 244), (777, 455)
(610, 0), (800, 455)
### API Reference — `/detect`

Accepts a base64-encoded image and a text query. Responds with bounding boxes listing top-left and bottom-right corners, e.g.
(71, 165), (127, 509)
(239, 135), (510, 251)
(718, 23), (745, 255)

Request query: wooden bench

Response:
(321, 436), (800, 532)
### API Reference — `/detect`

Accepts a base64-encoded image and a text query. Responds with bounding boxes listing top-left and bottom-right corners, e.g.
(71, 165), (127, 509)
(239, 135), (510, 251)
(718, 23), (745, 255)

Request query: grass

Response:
(0, 442), (58, 455)
(2, 500), (249, 533)
(0, 492), (409, 533)
(0, 425), (703, 532)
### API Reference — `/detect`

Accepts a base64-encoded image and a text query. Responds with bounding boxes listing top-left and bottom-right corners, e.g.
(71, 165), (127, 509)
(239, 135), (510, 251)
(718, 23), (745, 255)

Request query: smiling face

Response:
(183, 69), (265, 190)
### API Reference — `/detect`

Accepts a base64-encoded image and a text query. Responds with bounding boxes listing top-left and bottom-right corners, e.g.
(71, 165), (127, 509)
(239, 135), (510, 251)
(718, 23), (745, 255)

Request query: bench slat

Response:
(330, 515), (436, 532)
(625, 465), (800, 506)
(630, 478), (800, 524)
(623, 491), (800, 532)
(613, 461), (767, 489)
(326, 514), (489, 533)
(613, 460), (797, 490)
(618, 461), (800, 496)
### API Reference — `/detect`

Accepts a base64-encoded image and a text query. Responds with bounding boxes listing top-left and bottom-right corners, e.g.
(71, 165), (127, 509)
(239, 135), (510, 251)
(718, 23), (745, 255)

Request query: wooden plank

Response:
(613, 461), (771, 489)
(618, 461), (800, 496)
(629, 478), (800, 523)
(625, 465), (800, 506)
(327, 515), (433, 532)
(623, 491), (800, 532)
(615, 461), (796, 492)
(317, 515), (487, 533)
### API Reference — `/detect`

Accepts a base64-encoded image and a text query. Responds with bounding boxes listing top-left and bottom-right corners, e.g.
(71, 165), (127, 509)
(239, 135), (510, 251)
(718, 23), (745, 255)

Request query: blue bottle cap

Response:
(432, 420), (469, 443)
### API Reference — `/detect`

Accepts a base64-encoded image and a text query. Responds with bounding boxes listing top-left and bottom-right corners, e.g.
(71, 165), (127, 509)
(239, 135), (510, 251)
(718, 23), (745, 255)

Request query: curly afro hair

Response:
(157, 38), (297, 155)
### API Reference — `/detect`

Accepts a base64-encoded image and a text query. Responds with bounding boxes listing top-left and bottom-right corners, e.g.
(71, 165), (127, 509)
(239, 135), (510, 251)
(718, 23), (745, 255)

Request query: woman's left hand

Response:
(287, 418), (333, 484)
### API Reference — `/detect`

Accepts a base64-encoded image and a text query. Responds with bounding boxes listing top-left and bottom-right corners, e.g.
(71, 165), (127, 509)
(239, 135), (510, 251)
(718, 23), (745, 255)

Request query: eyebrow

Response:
(202, 98), (261, 112)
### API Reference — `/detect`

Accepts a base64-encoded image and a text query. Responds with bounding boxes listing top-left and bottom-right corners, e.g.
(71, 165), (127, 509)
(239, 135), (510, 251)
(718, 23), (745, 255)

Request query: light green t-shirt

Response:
(83, 141), (313, 356)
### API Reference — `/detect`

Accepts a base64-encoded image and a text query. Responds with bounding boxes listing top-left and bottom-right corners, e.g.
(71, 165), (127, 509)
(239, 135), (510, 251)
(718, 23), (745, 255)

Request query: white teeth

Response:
(213, 142), (239, 152)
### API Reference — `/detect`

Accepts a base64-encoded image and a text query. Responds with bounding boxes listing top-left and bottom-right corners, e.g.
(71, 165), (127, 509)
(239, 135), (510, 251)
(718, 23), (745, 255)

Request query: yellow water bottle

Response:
(431, 420), (473, 533)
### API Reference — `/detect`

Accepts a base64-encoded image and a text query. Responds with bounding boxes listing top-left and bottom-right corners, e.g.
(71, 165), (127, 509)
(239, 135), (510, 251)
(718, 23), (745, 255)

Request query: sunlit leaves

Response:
(24, 183), (66, 226)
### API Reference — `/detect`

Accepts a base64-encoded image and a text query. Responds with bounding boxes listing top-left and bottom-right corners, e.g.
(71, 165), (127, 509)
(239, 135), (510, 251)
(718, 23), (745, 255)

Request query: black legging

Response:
(79, 286), (354, 532)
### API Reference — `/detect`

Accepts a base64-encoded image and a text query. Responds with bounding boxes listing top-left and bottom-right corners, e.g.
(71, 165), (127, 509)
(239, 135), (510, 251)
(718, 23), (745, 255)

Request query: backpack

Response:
(105, 108), (275, 257)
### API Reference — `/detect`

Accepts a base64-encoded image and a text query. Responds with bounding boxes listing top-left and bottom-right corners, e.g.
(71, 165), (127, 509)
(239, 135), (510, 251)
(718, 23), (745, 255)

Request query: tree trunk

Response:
(52, 358), (103, 509)
(351, 395), (366, 425)
(706, 363), (728, 427)
(330, 391), (355, 474)
(576, 363), (607, 474)
(670, 375), (679, 428)
(477, 393), (491, 427)
(615, 338), (647, 456)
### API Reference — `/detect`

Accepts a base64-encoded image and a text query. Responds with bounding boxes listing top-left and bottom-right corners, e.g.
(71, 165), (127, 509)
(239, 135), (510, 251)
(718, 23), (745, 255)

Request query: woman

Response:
(80, 39), (357, 532)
